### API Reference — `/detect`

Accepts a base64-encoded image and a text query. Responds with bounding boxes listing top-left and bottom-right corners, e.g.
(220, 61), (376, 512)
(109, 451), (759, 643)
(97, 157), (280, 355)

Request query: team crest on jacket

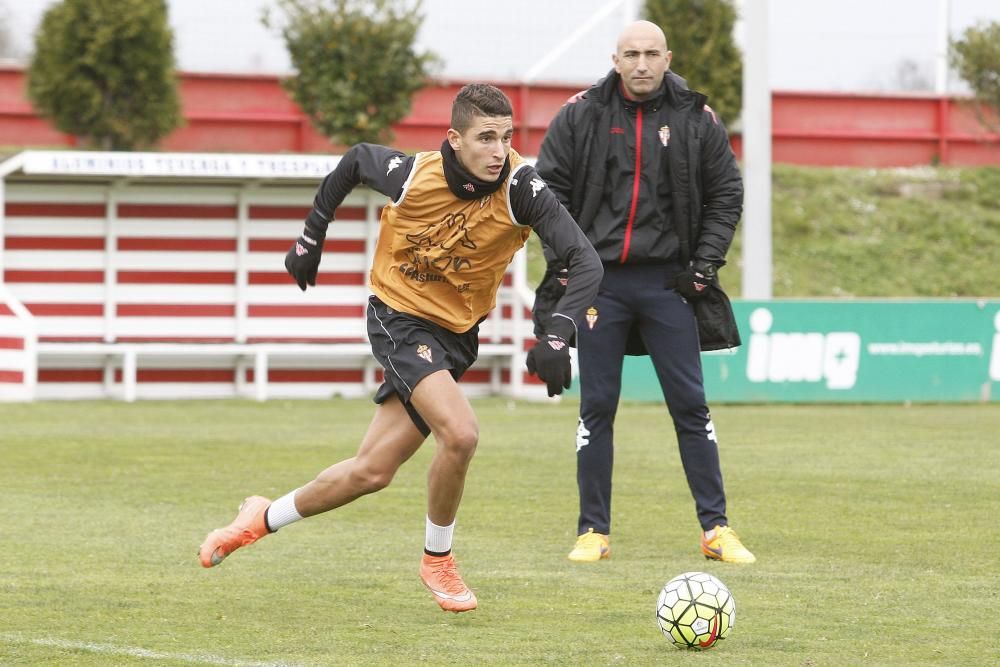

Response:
(586, 306), (598, 329)
(462, 182), (475, 192)
(658, 125), (671, 147)
(416, 344), (433, 362)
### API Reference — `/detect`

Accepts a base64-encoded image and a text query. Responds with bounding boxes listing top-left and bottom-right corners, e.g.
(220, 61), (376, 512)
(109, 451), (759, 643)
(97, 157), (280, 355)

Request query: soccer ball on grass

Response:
(655, 571), (735, 649)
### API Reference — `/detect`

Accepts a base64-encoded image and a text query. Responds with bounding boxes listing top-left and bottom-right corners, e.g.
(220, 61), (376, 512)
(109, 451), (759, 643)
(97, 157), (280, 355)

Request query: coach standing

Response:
(533, 20), (755, 564)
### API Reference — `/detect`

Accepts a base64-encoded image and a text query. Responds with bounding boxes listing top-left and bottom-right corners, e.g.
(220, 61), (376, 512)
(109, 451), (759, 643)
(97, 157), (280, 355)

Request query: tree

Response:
(264, 0), (439, 147)
(27, 0), (182, 150)
(643, 0), (742, 126)
(951, 20), (1000, 133)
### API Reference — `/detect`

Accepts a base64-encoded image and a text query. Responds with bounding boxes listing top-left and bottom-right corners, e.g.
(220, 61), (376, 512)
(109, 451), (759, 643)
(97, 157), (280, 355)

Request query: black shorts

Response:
(367, 295), (479, 436)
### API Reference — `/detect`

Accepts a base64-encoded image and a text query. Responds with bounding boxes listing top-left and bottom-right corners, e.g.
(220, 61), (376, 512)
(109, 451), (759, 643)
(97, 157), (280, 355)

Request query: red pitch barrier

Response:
(1, 67), (997, 166)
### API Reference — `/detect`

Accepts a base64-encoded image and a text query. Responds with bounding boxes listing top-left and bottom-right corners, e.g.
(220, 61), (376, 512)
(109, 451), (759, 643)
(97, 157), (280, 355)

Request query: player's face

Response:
(613, 33), (671, 100)
(447, 115), (514, 182)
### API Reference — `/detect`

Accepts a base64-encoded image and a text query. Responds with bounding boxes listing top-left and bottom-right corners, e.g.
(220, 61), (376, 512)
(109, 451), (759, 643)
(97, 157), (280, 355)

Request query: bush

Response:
(27, 0), (182, 150)
(951, 21), (1000, 133)
(265, 0), (439, 147)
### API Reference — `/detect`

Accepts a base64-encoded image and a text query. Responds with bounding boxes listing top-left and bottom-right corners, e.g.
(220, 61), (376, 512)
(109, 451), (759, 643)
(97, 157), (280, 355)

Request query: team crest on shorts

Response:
(586, 306), (598, 329)
(416, 344), (433, 363)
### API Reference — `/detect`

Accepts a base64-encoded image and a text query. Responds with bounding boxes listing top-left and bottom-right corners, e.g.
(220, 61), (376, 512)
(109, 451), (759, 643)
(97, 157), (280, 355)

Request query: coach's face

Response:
(447, 114), (513, 182)
(613, 21), (671, 101)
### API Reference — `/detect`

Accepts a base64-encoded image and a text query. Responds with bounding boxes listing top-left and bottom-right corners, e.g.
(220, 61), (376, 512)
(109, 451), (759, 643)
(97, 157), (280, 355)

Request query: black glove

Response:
(675, 259), (718, 300)
(526, 334), (572, 397)
(284, 230), (325, 291)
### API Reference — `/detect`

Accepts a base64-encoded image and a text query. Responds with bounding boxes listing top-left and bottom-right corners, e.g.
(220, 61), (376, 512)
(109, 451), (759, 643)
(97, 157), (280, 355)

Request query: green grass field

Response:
(2, 399), (998, 666)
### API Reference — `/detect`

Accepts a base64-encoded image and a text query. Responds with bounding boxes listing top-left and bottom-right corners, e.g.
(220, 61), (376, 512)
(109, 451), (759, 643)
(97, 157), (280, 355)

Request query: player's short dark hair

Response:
(451, 84), (513, 133)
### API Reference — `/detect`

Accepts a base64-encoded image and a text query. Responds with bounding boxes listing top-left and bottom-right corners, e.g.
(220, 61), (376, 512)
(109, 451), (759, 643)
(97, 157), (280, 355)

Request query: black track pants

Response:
(575, 263), (728, 535)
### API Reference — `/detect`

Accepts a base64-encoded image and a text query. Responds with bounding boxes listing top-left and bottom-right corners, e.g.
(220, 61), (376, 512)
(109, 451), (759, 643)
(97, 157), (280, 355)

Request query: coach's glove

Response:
(285, 229), (325, 291)
(526, 334), (572, 397)
(675, 259), (718, 300)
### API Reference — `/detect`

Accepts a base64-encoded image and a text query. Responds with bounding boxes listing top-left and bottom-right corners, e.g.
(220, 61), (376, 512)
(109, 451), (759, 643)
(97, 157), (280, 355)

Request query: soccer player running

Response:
(532, 21), (755, 564)
(198, 84), (602, 612)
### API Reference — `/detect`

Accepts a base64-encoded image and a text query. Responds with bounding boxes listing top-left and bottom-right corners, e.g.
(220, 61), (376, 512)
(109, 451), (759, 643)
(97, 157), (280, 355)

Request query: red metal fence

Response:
(2, 67), (997, 166)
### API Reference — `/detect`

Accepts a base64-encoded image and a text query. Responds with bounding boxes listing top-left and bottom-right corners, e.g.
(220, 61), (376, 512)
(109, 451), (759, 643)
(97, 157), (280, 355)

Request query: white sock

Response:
(265, 489), (303, 532)
(424, 516), (455, 555)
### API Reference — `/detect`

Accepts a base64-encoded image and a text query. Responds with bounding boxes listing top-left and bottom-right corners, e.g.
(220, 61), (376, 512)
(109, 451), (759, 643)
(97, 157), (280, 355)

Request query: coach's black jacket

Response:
(533, 69), (742, 351)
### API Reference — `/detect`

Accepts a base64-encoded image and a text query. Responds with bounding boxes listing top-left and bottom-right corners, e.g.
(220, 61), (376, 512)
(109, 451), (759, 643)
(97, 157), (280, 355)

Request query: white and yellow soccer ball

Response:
(655, 571), (736, 649)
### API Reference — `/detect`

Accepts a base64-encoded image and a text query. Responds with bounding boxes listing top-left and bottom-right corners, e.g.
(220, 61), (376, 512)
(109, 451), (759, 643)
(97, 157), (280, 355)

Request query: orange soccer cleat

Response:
(199, 495), (272, 568)
(419, 553), (478, 612)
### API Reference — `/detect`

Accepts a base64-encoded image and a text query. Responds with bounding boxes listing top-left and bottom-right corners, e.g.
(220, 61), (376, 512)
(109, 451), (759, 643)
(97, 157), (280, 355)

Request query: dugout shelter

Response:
(0, 150), (538, 402)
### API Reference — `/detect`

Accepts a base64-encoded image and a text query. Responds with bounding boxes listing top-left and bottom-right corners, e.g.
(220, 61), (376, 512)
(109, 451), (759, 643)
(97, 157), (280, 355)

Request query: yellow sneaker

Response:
(199, 495), (271, 568)
(420, 553), (477, 613)
(701, 525), (756, 564)
(568, 528), (610, 562)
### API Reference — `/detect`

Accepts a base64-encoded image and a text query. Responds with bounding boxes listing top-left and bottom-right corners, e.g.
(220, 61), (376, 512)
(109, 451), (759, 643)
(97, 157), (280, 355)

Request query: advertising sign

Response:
(584, 300), (1000, 403)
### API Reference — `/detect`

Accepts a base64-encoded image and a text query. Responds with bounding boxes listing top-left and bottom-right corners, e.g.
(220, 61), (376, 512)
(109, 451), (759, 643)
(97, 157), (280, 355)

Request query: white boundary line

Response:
(0, 633), (303, 667)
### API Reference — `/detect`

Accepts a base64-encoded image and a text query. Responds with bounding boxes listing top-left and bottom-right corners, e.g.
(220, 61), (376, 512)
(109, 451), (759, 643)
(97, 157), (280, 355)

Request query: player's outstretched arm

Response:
(285, 144), (414, 291)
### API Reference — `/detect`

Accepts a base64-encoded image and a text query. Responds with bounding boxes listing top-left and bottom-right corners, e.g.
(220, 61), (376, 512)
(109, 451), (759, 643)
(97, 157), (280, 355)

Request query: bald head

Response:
(616, 20), (667, 53)
(613, 20), (672, 101)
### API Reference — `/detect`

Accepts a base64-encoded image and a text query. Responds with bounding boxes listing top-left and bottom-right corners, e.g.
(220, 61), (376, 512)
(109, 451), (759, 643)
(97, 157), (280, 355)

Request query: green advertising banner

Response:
(569, 300), (1000, 403)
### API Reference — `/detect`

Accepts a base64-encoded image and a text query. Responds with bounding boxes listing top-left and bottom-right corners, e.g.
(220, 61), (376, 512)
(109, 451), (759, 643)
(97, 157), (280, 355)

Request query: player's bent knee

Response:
(438, 424), (479, 458)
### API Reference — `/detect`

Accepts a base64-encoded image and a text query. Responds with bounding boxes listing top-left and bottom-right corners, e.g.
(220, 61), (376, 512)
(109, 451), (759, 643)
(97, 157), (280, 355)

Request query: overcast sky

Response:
(3, 0), (998, 93)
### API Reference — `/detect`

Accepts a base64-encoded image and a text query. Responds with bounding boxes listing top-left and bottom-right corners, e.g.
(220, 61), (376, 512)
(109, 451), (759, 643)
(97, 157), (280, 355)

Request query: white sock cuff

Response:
(424, 516), (455, 554)
(266, 489), (303, 532)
